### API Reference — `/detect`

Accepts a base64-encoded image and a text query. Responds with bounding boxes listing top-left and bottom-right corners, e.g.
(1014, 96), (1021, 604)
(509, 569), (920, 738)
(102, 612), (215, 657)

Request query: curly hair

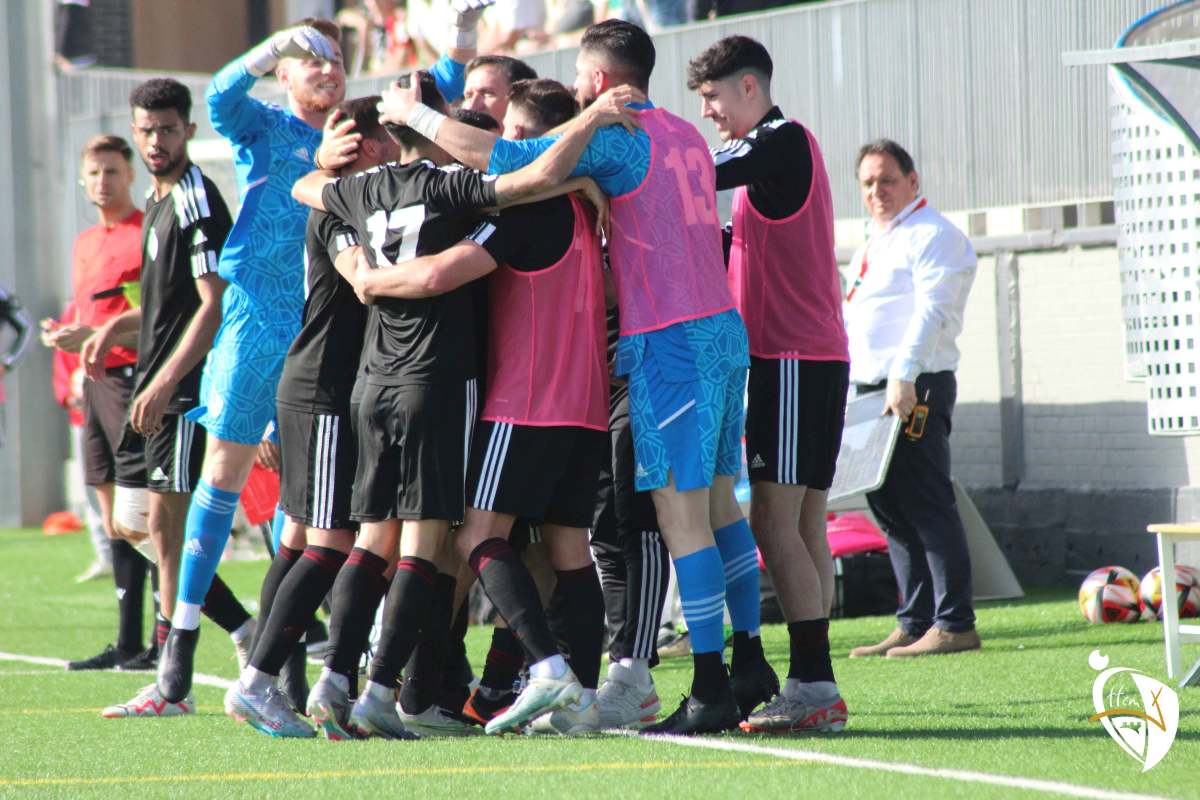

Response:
(129, 78), (192, 122)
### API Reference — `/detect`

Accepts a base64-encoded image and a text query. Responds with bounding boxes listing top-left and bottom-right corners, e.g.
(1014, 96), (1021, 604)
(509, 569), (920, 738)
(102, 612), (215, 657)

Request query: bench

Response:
(1145, 524), (1200, 687)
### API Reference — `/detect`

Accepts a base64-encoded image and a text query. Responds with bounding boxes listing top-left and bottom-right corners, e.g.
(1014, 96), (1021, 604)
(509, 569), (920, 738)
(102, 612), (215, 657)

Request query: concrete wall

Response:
(0, 1), (69, 526)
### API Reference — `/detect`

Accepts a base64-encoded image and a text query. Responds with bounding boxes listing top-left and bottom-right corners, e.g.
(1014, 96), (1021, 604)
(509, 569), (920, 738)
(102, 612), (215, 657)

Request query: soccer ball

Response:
(1078, 566), (1142, 624)
(1139, 565), (1200, 619)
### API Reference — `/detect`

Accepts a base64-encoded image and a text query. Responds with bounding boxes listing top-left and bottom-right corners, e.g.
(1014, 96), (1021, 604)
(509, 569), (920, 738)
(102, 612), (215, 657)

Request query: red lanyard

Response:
(845, 198), (926, 302)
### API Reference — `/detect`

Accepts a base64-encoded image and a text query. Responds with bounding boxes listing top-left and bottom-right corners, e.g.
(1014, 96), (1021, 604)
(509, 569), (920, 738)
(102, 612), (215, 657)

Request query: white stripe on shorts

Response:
(464, 378), (477, 487)
(311, 414), (338, 530)
(472, 421), (512, 511)
(172, 417), (195, 493)
(778, 360), (799, 484)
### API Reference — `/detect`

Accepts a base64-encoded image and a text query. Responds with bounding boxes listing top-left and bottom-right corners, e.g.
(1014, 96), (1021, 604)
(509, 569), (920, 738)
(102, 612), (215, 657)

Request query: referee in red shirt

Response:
(44, 135), (154, 672)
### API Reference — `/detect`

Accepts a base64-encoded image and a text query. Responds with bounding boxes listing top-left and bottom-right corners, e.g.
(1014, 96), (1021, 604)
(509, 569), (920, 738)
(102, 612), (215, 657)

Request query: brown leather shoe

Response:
(848, 628), (916, 659)
(885, 627), (981, 658)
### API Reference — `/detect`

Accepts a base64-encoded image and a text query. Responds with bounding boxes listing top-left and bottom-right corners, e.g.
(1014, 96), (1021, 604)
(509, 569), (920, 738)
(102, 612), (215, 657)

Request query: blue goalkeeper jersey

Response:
(205, 56), (467, 338)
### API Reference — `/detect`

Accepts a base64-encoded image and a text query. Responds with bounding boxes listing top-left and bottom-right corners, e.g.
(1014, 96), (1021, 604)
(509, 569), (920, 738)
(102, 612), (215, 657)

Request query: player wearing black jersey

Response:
(289, 73), (500, 740)
(82, 78), (246, 718)
(348, 78), (608, 736)
(292, 72), (608, 739)
(224, 95), (411, 738)
(690, 37), (849, 733)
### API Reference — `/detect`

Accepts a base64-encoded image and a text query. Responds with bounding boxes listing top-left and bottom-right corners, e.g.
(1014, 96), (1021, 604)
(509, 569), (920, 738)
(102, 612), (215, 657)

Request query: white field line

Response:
(0, 651), (1176, 800)
(627, 733), (1175, 800)
(0, 651), (235, 690)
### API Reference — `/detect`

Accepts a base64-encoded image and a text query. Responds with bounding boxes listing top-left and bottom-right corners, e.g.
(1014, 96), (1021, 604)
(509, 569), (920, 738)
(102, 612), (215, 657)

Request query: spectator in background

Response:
(54, 0), (96, 71)
(843, 139), (980, 659)
(338, 0), (420, 75)
(482, 0), (549, 53)
(622, 0), (685, 31)
(0, 285), (32, 448)
(689, 0), (822, 23)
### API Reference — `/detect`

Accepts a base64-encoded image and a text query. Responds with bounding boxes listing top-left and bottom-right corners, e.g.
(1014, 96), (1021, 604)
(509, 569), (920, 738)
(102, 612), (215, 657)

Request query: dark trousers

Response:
(590, 383), (669, 665)
(864, 371), (975, 635)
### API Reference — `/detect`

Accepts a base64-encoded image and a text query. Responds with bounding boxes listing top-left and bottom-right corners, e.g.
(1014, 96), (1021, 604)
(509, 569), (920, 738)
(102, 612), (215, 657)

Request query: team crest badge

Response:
(1088, 650), (1179, 771)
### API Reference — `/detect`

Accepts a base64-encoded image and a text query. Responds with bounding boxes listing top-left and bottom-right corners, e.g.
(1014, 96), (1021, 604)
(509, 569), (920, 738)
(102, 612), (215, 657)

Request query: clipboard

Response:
(827, 388), (902, 505)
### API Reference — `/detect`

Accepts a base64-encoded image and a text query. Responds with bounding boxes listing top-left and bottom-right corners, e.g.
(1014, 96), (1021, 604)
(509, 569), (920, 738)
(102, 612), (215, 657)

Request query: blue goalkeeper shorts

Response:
(617, 309), (749, 492)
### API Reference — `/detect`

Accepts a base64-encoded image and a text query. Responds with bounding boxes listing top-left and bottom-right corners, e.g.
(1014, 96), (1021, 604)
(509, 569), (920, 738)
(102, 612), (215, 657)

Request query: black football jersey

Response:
(136, 163), (231, 411)
(320, 160), (497, 386)
(712, 107), (814, 220)
(276, 210), (364, 413)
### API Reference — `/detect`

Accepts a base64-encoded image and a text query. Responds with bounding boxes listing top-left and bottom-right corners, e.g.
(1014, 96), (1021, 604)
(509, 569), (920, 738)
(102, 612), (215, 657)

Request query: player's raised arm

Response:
(488, 94), (638, 206)
(207, 24), (337, 142)
(438, 0), (495, 96)
(378, 78), (642, 178)
(379, 76), (497, 171)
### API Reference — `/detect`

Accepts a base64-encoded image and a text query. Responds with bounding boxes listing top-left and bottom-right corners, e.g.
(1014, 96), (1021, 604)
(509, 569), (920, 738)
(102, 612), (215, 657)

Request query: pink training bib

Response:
(608, 109), (734, 336)
(482, 195), (609, 430)
(727, 125), (848, 362)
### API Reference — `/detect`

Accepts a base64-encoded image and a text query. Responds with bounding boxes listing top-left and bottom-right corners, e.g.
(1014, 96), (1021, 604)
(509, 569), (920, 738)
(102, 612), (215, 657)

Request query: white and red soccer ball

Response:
(1138, 565), (1200, 620)
(1078, 566), (1142, 624)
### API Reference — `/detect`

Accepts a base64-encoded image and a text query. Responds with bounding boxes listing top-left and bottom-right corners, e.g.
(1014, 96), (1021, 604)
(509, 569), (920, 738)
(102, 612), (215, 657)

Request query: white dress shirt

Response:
(843, 197), (977, 384)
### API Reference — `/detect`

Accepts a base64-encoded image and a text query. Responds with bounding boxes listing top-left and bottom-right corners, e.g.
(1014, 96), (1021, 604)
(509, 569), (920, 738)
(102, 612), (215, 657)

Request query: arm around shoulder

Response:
(292, 170), (338, 211)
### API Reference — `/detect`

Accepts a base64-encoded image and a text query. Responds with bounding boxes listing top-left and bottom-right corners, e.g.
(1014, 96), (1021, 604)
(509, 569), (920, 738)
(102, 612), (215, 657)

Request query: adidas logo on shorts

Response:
(750, 454), (766, 469)
(151, 467), (169, 482)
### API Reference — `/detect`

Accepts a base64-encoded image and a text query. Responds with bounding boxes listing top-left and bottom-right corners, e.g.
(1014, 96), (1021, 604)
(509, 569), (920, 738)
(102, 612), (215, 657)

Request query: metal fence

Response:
(59, 0), (1165, 224)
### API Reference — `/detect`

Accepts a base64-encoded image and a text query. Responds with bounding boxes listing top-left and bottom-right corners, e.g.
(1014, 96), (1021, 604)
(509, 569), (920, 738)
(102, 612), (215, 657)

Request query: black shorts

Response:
(278, 405), (357, 530)
(467, 420), (607, 529)
(745, 357), (849, 490)
(82, 365), (135, 486)
(593, 382), (659, 540)
(114, 415), (205, 494)
(352, 379), (478, 523)
(509, 519), (542, 551)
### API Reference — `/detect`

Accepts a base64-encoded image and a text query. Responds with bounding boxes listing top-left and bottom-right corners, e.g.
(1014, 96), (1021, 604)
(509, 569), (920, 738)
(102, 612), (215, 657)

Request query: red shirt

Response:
(71, 209), (143, 368)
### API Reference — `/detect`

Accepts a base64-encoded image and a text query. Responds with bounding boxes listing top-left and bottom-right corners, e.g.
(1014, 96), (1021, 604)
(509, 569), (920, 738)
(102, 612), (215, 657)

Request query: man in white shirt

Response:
(843, 139), (980, 659)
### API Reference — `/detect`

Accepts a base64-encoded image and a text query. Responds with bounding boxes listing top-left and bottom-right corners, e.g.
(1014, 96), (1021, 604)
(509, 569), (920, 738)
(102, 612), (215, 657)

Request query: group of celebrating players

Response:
(62, 4), (852, 740)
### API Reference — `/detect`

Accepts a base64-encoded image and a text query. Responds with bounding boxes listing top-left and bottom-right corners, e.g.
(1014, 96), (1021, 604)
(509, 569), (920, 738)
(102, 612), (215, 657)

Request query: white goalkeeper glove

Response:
(450, 0), (496, 49)
(245, 25), (339, 77)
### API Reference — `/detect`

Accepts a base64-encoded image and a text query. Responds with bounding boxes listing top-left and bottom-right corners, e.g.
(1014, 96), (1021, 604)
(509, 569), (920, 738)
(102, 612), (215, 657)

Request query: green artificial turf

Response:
(0, 526), (1196, 799)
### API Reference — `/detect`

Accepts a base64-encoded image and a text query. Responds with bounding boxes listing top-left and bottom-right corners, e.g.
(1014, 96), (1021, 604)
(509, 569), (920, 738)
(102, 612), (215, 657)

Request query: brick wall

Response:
(948, 254), (1004, 488)
(1014, 246), (1200, 489)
